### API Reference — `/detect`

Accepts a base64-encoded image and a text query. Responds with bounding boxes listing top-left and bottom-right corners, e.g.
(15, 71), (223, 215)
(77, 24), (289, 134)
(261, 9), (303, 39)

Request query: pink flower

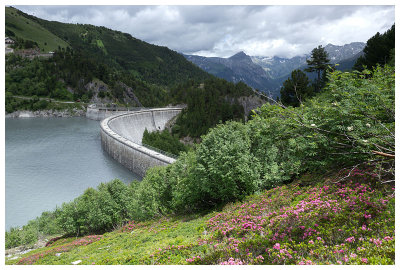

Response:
(350, 253), (357, 258)
(361, 258), (368, 263)
(345, 236), (355, 243)
(306, 260), (313, 265)
(384, 236), (393, 241)
(273, 243), (281, 250)
(308, 240), (314, 244)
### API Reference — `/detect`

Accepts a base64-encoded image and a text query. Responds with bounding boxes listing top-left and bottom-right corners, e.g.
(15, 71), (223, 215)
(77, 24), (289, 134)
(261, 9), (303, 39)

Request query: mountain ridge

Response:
(185, 42), (365, 96)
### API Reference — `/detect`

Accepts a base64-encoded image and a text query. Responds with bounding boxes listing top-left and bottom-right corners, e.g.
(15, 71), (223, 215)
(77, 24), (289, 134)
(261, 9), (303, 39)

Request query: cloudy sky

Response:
(14, 5), (395, 58)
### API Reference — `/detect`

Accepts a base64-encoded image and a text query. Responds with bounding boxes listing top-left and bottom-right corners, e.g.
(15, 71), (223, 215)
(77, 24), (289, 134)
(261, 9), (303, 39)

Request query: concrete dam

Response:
(100, 108), (182, 177)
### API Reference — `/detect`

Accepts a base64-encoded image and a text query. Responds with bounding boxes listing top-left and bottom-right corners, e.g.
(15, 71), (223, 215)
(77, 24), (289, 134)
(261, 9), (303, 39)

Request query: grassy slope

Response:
(5, 7), (69, 52)
(6, 171), (395, 265)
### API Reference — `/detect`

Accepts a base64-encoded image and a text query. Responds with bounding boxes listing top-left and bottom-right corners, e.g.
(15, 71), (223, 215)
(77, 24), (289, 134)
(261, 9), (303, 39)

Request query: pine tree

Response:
(280, 69), (313, 107)
(354, 24), (395, 70)
(305, 45), (330, 92)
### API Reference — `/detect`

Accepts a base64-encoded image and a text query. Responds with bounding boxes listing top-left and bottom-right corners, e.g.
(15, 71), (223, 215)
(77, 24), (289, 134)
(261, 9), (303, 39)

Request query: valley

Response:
(4, 5), (395, 266)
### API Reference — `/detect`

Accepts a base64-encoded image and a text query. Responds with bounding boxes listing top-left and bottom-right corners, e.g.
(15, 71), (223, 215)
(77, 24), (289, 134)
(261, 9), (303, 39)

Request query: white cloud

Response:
(14, 5), (395, 58)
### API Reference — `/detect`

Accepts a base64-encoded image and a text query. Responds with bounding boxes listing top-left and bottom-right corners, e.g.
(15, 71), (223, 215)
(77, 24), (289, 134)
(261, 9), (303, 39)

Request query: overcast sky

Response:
(14, 5), (395, 58)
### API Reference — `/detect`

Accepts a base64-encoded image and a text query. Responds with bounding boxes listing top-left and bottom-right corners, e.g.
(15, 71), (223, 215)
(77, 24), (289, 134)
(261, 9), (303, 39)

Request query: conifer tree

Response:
(354, 24), (395, 70)
(280, 69), (313, 107)
(305, 45), (330, 92)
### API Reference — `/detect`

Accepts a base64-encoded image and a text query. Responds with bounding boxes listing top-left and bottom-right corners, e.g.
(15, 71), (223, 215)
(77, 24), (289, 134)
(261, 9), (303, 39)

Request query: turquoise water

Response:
(5, 117), (140, 230)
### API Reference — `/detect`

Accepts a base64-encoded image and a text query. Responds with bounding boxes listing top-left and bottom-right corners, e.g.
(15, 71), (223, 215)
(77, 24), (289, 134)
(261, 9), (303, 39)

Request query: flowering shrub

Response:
(9, 174), (394, 266)
(190, 179), (395, 265)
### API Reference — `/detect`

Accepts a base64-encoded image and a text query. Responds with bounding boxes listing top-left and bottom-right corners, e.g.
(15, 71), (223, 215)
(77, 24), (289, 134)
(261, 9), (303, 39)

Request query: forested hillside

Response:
(5, 7), (214, 109)
(5, 6), (263, 139)
(6, 7), (211, 88)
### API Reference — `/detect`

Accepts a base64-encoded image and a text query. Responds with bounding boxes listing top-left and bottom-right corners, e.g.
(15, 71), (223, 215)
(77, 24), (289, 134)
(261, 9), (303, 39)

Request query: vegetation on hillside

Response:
(280, 45), (331, 107)
(6, 174), (394, 265)
(6, 65), (394, 256)
(5, 6), (215, 111)
(142, 129), (188, 156)
(305, 45), (331, 92)
(170, 79), (254, 138)
(354, 24), (395, 70)
(7, 6), (211, 87)
(4, 7), (395, 266)
(280, 69), (313, 107)
(5, 6), (258, 136)
(5, 7), (69, 52)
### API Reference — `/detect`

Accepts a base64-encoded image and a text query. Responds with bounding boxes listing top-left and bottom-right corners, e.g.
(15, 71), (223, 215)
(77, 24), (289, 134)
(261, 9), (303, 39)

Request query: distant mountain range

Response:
(185, 42), (365, 97)
(184, 51), (279, 96)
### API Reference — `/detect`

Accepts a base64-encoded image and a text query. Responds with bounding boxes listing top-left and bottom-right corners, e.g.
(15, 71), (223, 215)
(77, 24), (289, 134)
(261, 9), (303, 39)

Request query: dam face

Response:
(100, 108), (182, 177)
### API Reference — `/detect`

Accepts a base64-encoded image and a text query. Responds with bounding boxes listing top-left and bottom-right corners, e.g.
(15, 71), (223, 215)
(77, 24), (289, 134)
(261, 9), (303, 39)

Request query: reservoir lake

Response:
(5, 117), (140, 230)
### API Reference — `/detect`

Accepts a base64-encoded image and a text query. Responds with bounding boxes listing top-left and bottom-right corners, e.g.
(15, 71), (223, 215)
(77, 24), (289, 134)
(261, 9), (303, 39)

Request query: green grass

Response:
(6, 214), (212, 265)
(5, 7), (69, 52)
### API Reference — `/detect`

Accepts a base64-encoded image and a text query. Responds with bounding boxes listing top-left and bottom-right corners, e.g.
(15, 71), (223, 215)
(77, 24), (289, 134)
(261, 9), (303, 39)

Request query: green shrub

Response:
(5, 228), (23, 249)
(191, 121), (260, 208)
(250, 65), (395, 183)
(170, 151), (199, 213)
(129, 166), (172, 220)
(32, 99), (49, 110)
(56, 179), (134, 236)
(142, 129), (187, 156)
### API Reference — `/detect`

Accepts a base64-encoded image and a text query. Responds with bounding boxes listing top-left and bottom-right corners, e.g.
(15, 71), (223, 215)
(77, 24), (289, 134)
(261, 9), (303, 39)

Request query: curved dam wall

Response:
(86, 107), (125, 121)
(100, 108), (182, 177)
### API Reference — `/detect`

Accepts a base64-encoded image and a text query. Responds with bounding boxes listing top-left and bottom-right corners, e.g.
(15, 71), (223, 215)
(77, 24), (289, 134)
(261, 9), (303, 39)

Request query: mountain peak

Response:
(229, 51), (250, 60)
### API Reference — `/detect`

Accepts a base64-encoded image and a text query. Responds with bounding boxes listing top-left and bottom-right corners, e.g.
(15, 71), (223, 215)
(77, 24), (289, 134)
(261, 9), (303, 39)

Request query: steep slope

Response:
(6, 176), (395, 265)
(5, 7), (219, 108)
(185, 52), (279, 97)
(324, 42), (365, 63)
(6, 7), (211, 89)
(251, 55), (308, 80)
(5, 7), (69, 52)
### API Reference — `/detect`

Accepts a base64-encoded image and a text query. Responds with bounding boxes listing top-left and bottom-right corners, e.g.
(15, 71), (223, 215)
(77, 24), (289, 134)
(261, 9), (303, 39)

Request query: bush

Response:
(170, 151), (199, 213)
(191, 121), (260, 209)
(5, 210), (62, 249)
(129, 166), (172, 220)
(249, 106), (311, 189)
(250, 65), (395, 183)
(32, 99), (49, 110)
(56, 179), (134, 236)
